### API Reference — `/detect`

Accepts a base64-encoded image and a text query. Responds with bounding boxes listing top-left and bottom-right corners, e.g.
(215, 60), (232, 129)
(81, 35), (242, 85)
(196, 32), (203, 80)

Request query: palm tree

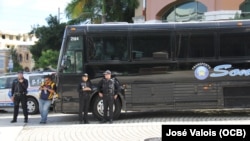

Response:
(65, 0), (90, 23)
(64, 0), (139, 24)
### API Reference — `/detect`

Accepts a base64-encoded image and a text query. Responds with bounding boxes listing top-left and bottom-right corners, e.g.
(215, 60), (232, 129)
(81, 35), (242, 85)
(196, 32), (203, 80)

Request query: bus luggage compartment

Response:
(223, 86), (250, 108)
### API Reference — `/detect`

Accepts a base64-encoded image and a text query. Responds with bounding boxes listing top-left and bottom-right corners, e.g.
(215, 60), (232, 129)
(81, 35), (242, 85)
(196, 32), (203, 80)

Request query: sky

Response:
(0, 0), (72, 34)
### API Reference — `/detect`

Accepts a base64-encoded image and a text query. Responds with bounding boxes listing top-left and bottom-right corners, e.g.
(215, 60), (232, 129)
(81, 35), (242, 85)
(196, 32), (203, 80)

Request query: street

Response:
(1, 108), (250, 141)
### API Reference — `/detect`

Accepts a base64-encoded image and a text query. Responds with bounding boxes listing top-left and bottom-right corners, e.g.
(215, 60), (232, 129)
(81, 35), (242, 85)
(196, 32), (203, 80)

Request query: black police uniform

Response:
(98, 77), (120, 123)
(77, 80), (92, 124)
(11, 77), (29, 123)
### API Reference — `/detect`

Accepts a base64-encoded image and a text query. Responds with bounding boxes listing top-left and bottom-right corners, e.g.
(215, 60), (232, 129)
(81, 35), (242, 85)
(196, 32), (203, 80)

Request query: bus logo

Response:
(210, 64), (250, 77)
(193, 63), (211, 80)
(193, 63), (250, 80)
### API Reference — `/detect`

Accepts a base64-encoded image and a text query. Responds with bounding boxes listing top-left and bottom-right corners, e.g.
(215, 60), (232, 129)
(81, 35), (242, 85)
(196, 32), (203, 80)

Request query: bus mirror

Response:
(59, 67), (64, 72)
(62, 55), (71, 70)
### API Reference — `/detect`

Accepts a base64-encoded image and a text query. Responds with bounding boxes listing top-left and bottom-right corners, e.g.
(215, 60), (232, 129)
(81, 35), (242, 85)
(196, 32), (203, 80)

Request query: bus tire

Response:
(92, 96), (122, 121)
(27, 97), (39, 115)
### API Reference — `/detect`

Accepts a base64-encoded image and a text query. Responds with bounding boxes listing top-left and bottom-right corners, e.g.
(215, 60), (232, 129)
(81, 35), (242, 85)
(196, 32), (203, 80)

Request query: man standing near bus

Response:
(38, 75), (57, 124)
(10, 71), (29, 123)
(98, 70), (120, 124)
(77, 73), (92, 124)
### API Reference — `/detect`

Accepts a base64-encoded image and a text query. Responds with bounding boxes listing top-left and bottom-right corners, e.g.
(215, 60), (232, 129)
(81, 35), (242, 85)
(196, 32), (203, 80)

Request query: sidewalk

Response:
(2, 120), (250, 141)
(15, 122), (161, 141)
(0, 126), (23, 141)
(2, 109), (250, 141)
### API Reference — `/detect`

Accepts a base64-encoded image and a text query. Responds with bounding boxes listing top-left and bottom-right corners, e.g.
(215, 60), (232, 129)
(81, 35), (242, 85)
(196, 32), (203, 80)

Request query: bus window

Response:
(132, 34), (171, 61)
(220, 32), (250, 58)
(176, 33), (215, 59)
(63, 51), (75, 73)
(87, 36), (128, 61)
(75, 51), (83, 73)
(62, 36), (83, 73)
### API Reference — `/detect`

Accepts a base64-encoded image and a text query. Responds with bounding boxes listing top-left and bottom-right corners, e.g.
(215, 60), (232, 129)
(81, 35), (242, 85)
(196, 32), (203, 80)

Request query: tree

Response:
(9, 47), (23, 72)
(65, 0), (139, 24)
(37, 49), (59, 69)
(30, 15), (66, 69)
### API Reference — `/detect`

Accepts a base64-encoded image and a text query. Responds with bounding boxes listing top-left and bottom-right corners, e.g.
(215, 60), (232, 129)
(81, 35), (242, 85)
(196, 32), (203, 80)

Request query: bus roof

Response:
(65, 19), (250, 33)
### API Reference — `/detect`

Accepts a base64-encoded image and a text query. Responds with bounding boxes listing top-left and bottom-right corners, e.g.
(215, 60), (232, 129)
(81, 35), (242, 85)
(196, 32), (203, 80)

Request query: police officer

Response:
(98, 70), (120, 124)
(77, 73), (92, 124)
(10, 71), (29, 123)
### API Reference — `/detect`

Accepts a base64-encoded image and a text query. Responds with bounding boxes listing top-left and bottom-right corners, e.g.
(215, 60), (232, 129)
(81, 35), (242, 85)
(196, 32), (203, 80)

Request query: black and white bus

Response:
(55, 20), (250, 120)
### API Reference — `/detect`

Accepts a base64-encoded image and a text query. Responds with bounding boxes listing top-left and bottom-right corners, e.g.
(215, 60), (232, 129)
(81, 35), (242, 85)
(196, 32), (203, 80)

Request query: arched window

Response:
(162, 1), (207, 22)
(26, 53), (29, 61)
(240, 0), (250, 19)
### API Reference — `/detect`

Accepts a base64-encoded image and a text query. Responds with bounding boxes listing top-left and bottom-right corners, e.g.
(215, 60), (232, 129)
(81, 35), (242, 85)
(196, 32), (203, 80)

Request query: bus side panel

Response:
(173, 83), (222, 110)
(131, 83), (174, 109)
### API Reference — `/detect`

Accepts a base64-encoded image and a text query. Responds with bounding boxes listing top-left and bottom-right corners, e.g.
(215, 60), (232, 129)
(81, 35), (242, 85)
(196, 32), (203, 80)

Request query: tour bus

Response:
(55, 19), (250, 120)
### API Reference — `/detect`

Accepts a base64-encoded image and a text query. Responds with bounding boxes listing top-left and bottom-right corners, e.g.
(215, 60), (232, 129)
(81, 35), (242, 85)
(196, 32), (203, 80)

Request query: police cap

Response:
(103, 70), (111, 75)
(82, 73), (88, 77)
(17, 70), (23, 74)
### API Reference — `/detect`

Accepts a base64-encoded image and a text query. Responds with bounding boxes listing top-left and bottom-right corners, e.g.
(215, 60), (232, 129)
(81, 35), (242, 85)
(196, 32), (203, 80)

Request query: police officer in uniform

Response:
(98, 70), (120, 124)
(10, 71), (29, 123)
(77, 73), (92, 124)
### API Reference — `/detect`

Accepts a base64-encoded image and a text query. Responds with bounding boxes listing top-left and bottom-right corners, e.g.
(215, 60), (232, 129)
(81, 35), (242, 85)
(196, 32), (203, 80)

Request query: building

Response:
(134, 0), (247, 22)
(0, 31), (37, 73)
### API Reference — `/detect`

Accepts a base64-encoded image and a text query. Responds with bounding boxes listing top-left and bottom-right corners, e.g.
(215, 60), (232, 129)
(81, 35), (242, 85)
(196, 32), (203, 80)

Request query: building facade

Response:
(0, 31), (37, 73)
(135, 0), (246, 22)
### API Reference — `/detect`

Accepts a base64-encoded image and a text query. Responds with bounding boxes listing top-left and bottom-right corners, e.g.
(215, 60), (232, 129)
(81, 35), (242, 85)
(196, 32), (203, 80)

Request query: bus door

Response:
(56, 35), (84, 113)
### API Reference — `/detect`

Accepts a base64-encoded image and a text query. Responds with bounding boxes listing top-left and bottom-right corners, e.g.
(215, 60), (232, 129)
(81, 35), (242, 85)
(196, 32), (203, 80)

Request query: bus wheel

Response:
(27, 97), (39, 115)
(92, 96), (122, 121)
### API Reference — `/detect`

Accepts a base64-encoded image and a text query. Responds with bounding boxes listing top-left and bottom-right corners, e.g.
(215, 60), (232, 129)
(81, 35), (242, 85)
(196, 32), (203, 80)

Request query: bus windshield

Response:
(61, 36), (83, 74)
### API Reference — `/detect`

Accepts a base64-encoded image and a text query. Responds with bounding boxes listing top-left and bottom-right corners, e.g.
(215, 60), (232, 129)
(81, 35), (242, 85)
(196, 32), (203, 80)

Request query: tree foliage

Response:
(37, 49), (59, 69)
(9, 47), (23, 72)
(30, 15), (66, 69)
(65, 0), (139, 24)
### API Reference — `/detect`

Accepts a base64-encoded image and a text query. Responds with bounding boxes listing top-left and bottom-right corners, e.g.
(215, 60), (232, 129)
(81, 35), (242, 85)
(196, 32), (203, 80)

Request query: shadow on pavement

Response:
(0, 109), (8, 113)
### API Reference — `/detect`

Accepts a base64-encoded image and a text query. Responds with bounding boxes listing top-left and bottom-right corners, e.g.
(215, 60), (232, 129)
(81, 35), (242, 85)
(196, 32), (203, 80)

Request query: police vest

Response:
(102, 78), (115, 95)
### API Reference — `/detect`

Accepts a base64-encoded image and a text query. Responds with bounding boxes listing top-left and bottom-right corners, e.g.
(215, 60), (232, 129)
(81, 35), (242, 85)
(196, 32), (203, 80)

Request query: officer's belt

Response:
(103, 93), (113, 95)
(14, 92), (25, 96)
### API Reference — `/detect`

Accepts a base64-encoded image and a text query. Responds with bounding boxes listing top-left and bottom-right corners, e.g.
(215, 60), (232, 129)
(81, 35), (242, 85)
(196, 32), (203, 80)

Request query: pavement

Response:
(0, 112), (162, 141)
(1, 109), (250, 141)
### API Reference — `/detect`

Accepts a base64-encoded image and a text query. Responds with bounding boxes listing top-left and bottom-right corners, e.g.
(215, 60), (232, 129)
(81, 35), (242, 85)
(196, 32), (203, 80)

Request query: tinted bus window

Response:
(63, 36), (83, 73)
(220, 32), (250, 57)
(176, 33), (215, 59)
(132, 34), (171, 61)
(87, 36), (128, 61)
